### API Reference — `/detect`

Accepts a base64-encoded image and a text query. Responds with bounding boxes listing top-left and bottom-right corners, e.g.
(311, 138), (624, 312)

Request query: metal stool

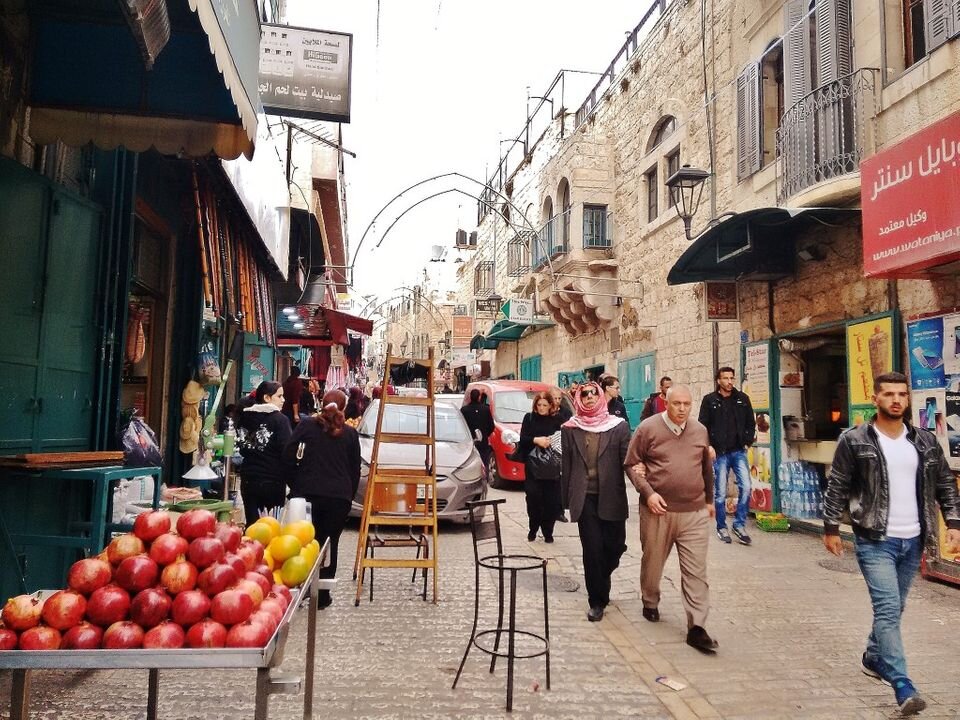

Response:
(452, 498), (550, 712)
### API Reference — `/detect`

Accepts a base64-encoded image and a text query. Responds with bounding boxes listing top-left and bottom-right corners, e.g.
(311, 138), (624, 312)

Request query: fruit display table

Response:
(0, 542), (330, 720)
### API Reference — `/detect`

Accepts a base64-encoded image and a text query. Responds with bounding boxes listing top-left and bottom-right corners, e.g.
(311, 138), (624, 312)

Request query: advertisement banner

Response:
(861, 110), (960, 276)
(846, 316), (895, 405)
(742, 342), (770, 411)
(704, 281), (739, 321)
(907, 317), (946, 390)
(452, 316), (474, 347)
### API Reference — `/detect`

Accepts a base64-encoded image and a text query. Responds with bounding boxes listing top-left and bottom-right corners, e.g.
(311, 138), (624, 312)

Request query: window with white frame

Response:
(582, 205), (610, 248)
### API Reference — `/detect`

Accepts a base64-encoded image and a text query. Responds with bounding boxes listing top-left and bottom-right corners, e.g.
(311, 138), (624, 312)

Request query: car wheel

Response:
(488, 455), (508, 489)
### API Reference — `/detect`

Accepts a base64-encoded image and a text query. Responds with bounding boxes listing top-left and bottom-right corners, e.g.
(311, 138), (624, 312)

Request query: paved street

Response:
(3, 486), (960, 719)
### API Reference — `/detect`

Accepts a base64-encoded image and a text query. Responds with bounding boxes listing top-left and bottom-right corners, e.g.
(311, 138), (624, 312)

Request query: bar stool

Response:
(452, 498), (550, 712)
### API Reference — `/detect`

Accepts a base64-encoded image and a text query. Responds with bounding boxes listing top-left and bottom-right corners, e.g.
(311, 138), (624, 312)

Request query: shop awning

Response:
(469, 317), (554, 349)
(276, 304), (372, 345)
(667, 207), (860, 285)
(28, 0), (261, 159)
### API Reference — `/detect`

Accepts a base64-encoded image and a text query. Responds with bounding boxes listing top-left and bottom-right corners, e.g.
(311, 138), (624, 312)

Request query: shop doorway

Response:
(619, 353), (656, 428)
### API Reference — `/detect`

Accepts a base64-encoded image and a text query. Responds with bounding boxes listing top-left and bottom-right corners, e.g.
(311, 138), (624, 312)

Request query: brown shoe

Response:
(686, 625), (718, 652)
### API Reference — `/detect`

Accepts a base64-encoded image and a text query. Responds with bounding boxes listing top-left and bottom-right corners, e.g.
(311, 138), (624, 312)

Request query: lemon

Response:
(301, 539), (320, 566)
(281, 520), (315, 546)
(267, 534), (302, 563)
(257, 516), (282, 538)
(280, 555), (311, 587)
(244, 522), (274, 547)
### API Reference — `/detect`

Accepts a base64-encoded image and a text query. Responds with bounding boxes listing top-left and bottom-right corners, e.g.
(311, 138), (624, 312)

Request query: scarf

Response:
(562, 382), (625, 433)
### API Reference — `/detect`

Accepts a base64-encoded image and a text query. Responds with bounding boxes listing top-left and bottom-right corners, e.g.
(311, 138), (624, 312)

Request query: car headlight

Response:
(451, 452), (485, 485)
(500, 428), (520, 445)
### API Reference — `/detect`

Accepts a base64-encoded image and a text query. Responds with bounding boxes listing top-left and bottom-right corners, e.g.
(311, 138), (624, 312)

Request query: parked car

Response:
(350, 399), (488, 523)
(462, 380), (574, 488)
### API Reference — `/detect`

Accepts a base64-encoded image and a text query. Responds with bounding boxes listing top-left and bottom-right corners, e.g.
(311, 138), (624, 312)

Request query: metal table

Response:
(0, 541), (330, 720)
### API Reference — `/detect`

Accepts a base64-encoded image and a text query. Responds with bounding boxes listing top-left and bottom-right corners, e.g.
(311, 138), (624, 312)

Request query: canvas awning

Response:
(276, 304), (372, 345)
(469, 317), (554, 349)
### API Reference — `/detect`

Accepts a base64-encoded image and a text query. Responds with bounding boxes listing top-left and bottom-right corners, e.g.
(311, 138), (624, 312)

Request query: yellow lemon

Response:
(244, 522), (273, 547)
(273, 569), (284, 585)
(256, 516), (282, 539)
(302, 539), (320, 565)
(281, 520), (315, 546)
(298, 545), (316, 568)
(280, 555), (310, 587)
(267, 534), (302, 563)
(262, 549), (275, 571)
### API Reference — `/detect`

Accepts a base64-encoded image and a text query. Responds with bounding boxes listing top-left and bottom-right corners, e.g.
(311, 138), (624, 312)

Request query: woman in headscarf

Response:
(560, 381), (631, 623)
(283, 389), (361, 609)
(236, 381), (292, 527)
(517, 391), (564, 543)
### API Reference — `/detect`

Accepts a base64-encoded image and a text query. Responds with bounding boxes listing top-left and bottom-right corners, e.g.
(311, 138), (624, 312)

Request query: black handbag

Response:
(527, 446), (561, 480)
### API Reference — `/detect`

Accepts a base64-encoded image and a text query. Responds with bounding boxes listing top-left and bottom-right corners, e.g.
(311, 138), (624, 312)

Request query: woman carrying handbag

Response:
(517, 391), (564, 543)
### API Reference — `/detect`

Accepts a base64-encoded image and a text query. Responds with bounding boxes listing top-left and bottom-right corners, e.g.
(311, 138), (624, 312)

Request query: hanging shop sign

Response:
(861, 111), (960, 277)
(451, 349), (475, 367)
(742, 341), (773, 513)
(452, 316), (474, 348)
(503, 299), (534, 324)
(453, 304), (469, 316)
(259, 24), (353, 123)
(474, 298), (500, 318)
(704, 281), (739, 321)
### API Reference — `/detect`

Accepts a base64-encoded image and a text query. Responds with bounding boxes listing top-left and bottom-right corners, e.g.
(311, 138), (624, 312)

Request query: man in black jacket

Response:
(461, 389), (495, 467)
(698, 367), (756, 545)
(823, 372), (960, 716)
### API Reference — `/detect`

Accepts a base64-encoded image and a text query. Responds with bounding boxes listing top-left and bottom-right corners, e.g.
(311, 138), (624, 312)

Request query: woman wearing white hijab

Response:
(560, 382), (632, 622)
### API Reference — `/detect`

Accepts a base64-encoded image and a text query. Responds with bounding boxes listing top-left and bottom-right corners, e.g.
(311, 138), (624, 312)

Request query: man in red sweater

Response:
(625, 385), (718, 652)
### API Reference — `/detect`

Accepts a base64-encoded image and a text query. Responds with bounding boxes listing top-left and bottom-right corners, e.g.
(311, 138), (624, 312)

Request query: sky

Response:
(286, 0), (648, 306)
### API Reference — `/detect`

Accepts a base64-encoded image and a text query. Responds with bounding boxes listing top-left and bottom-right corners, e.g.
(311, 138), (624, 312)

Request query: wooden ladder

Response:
(353, 344), (439, 605)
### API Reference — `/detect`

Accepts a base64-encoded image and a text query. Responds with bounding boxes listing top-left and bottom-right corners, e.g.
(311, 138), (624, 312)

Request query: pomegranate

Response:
(0, 626), (18, 650)
(102, 621), (144, 649)
(264, 591), (290, 614)
(236, 540), (263, 570)
(40, 590), (87, 631)
(67, 557), (113, 595)
(271, 585), (293, 607)
(61, 622), (103, 649)
(86, 585), (131, 627)
(258, 598), (286, 626)
(209, 589), (254, 626)
(2, 595), (44, 631)
(214, 523), (243, 553)
(143, 622), (186, 649)
(133, 511), (171, 543)
(170, 590), (210, 626)
(160, 559), (198, 595)
(176, 509), (217, 540)
(233, 579), (264, 608)
(225, 619), (270, 648)
(106, 533), (145, 565)
(249, 610), (278, 637)
(186, 618), (227, 648)
(149, 533), (189, 566)
(115, 555), (160, 594)
(129, 588), (172, 628)
(222, 553), (247, 577)
(197, 563), (239, 597)
(252, 563), (274, 586)
(18, 625), (62, 650)
(244, 571), (271, 599)
(188, 536), (225, 569)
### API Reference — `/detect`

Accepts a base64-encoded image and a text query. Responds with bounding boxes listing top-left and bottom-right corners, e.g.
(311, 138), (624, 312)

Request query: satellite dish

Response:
(430, 245), (446, 262)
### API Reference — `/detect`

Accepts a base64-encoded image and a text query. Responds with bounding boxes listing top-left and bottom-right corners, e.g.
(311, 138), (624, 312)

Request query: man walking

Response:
(626, 385), (718, 652)
(823, 372), (960, 715)
(461, 389), (495, 468)
(640, 376), (672, 421)
(698, 367), (756, 545)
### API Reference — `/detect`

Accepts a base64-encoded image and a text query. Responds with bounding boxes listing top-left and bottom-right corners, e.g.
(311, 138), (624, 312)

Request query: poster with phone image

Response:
(944, 313), (960, 376)
(912, 389), (950, 459)
(946, 383), (960, 470)
(907, 317), (946, 389)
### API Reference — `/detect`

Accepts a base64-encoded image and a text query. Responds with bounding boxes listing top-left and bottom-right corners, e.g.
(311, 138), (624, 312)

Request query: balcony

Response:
(776, 69), (878, 204)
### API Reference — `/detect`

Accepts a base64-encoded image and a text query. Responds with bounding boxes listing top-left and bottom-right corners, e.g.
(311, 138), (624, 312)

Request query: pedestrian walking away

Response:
(281, 365), (304, 425)
(236, 381), (293, 527)
(823, 371), (960, 716)
(626, 384), (718, 653)
(698, 366), (756, 545)
(560, 382), (631, 622)
(517, 391), (564, 542)
(640, 376), (672, 422)
(601, 375), (630, 429)
(283, 389), (362, 609)
(461, 388), (495, 468)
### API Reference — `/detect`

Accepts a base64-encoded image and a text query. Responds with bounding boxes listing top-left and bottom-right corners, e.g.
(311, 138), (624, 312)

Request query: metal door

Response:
(520, 355), (542, 381)
(619, 353), (656, 428)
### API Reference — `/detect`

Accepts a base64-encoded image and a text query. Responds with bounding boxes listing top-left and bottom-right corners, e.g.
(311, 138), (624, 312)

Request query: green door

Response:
(619, 353), (656, 428)
(520, 355), (542, 381)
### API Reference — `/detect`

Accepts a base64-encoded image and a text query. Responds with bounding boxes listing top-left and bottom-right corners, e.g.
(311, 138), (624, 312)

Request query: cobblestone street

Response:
(3, 486), (960, 719)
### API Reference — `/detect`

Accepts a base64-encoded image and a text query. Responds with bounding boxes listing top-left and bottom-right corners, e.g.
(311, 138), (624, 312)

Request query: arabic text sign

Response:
(861, 111), (960, 276)
(259, 24), (352, 123)
(452, 316), (474, 347)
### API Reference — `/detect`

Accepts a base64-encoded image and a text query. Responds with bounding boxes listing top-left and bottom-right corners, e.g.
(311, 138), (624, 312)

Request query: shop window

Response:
(645, 166), (658, 222)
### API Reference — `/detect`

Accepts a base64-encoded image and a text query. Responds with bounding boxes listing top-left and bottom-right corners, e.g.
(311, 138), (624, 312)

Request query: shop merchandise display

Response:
(0, 510), (317, 651)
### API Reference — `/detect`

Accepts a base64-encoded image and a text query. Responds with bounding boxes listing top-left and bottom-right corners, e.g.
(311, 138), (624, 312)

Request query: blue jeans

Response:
(853, 535), (922, 689)
(713, 449), (750, 531)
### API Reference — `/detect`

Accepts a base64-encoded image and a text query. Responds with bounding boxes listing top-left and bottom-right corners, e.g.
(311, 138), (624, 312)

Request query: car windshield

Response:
(358, 400), (470, 442)
(492, 390), (574, 423)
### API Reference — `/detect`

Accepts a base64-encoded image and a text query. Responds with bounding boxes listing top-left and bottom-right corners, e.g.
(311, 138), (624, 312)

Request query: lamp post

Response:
(665, 164), (710, 241)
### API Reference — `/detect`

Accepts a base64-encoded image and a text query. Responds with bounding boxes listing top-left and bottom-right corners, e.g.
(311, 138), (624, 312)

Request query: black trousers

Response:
(577, 493), (627, 608)
(301, 496), (352, 598)
(240, 477), (286, 527)
(524, 470), (562, 538)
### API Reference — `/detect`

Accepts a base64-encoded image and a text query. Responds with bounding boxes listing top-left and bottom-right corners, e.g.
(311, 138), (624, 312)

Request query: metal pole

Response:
(147, 669), (159, 720)
(10, 669), (31, 720)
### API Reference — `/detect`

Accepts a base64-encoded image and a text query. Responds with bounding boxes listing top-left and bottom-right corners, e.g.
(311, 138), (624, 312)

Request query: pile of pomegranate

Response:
(0, 509), (294, 651)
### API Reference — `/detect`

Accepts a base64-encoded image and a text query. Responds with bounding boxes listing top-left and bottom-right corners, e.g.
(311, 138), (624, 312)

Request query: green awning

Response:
(470, 317), (554, 349)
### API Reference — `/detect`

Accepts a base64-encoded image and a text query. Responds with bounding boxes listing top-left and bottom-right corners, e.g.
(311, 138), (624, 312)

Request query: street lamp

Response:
(665, 164), (710, 241)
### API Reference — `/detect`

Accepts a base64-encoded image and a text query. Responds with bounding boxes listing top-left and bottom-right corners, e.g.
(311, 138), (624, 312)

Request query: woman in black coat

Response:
(236, 381), (292, 527)
(518, 391), (564, 543)
(283, 389), (361, 608)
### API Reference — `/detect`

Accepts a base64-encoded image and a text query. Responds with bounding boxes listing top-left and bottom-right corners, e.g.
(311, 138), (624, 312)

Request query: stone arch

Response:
(557, 177), (571, 249)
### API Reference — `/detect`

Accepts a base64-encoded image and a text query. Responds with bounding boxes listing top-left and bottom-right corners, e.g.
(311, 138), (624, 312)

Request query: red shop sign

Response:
(861, 111), (960, 277)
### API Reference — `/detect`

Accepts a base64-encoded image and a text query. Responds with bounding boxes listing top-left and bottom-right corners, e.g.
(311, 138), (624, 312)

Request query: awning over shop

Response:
(276, 304), (373, 346)
(469, 317), (554, 349)
(667, 207), (860, 285)
(28, 0), (261, 159)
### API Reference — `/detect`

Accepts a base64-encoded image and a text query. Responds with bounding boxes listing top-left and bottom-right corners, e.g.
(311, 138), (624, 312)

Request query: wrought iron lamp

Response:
(665, 164), (710, 240)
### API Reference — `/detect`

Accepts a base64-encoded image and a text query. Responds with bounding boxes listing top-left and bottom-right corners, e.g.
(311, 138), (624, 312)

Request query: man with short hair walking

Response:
(824, 372), (960, 716)
(640, 376), (672, 421)
(698, 367), (755, 545)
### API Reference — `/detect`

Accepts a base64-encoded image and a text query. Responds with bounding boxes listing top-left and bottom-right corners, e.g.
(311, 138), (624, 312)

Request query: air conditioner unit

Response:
(455, 229), (468, 247)
(468, 231), (478, 246)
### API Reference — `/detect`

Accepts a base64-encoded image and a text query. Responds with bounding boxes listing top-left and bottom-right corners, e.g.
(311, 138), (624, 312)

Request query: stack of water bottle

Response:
(777, 461), (824, 519)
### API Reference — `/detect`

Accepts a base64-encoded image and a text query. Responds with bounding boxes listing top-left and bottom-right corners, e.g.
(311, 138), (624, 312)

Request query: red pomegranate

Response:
(143, 622), (186, 649)
(170, 590), (210, 627)
(114, 555), (160, 594)
(133, 511), (171, 543)
(185, 618), (227, 648)
(188, 536), (225, 569)
(2, 595), (44, 632)
(61, 622), (103, 649)
(129, 587), (172, 628)
(102, 621), (144, 649)
(176, 509), (217, 540)
(197, 563), (239, 597)
(18, 625), (62, 650)
(160, 559), (198, 595)
(106, 534), (145, 565)
(67, 557), (113, 595)
(149, 533), (189, 566)
(209, 589), (254, 626)
(214, 523), (243, 553)
(85, 585), (131, 627)
(225, 619), (270, 648)
(40, 590), (87, 631)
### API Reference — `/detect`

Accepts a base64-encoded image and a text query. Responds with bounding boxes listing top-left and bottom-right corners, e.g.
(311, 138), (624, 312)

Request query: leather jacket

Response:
(697, 389), (756, 454)
(823, 421), (960, 548)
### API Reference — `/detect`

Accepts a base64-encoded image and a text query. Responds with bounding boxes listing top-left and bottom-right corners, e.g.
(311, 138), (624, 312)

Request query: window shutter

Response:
(736, 63), (762, 180)
(925, 0), (954, 51)
(953, 0), (960, 38)
(783, 0), (812, 110)
(815, 0), (852, 85)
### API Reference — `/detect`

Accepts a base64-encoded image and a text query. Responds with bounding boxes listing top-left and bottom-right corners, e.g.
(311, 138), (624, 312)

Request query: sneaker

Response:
(861, 653), (890, 685)
(732, 526), (752, 545)
(894, 681), (926, 716)
(717, 527), (732, 543)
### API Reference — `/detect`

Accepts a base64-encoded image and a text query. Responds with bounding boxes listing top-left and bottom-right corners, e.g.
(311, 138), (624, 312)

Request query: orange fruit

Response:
(244, 522), (273, 547)
(280, 555), (310, 587)
(282, 520), (315, 546)
(267, 534), (302, 563)
(301, 539), (320, 566)
(256, 517), (281, 539)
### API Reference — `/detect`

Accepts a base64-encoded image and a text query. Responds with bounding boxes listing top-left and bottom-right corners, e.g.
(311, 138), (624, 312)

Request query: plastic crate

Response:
(755, 512), (790, 532)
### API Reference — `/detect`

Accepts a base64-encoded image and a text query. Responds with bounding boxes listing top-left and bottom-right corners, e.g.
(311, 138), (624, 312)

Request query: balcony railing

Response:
(776, 68), (878, 203)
